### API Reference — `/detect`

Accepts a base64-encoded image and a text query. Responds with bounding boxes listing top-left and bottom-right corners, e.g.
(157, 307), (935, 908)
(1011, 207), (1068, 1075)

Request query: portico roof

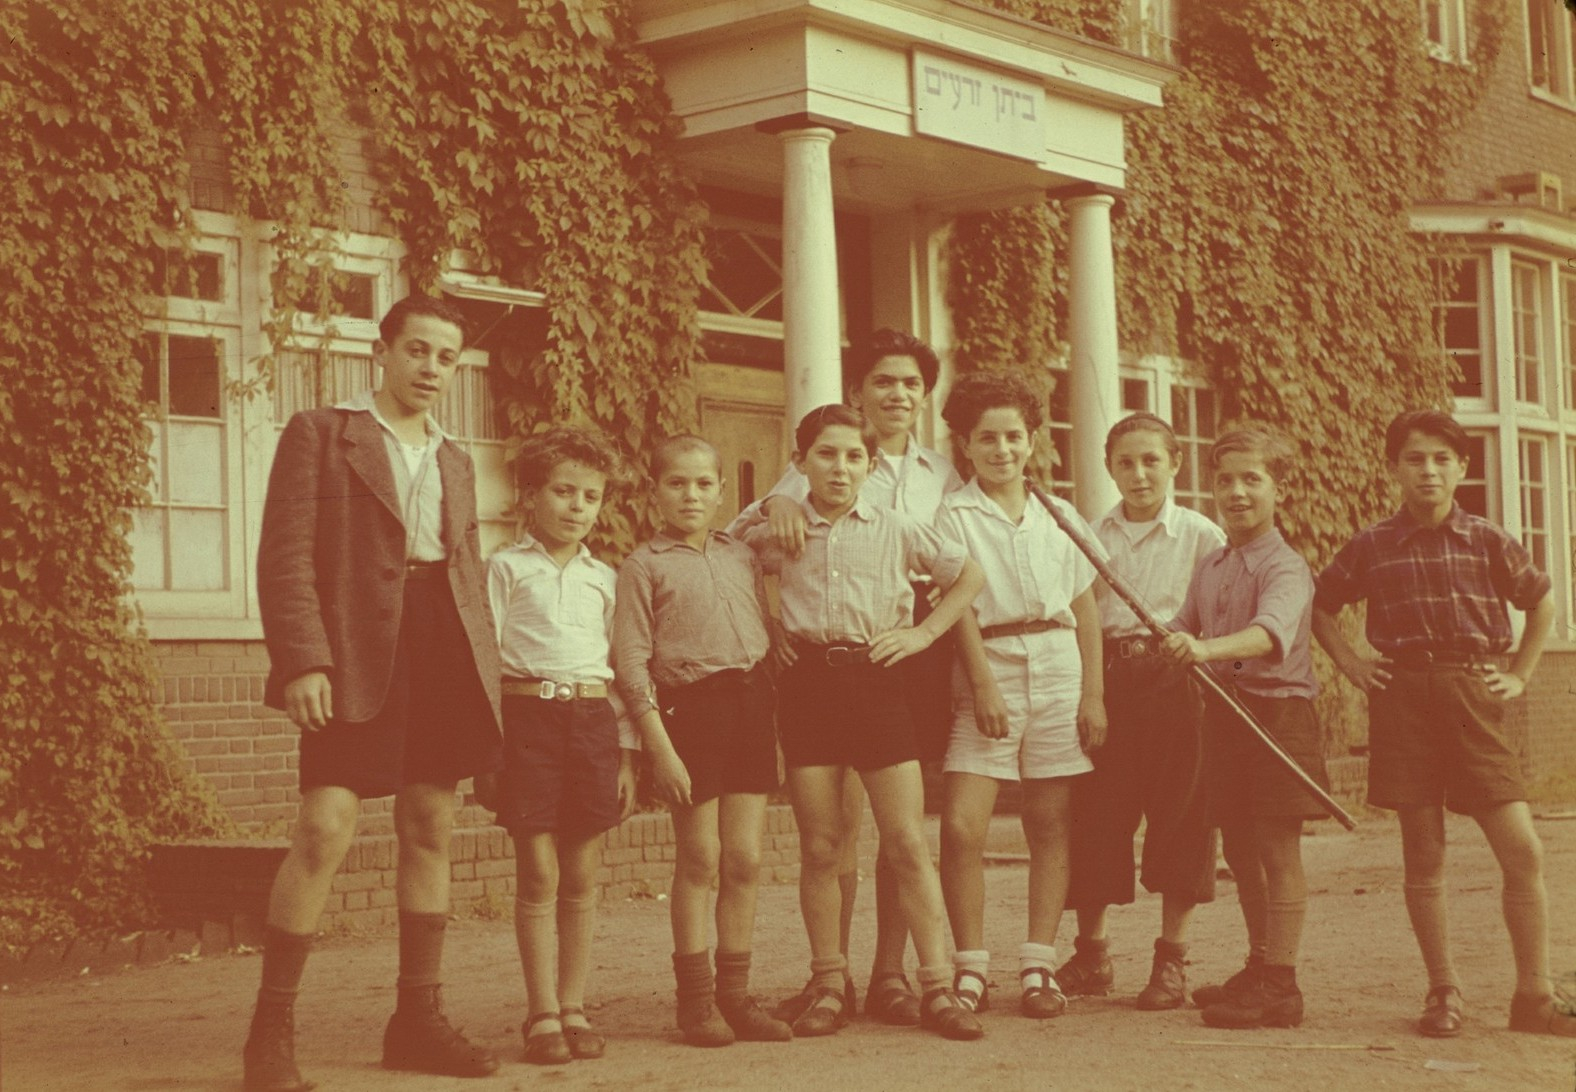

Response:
(634, 0), (1176, 213)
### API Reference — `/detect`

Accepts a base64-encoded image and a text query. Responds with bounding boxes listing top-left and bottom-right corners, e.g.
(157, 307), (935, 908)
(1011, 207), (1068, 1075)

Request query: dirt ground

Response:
(4, 811), (1575, 1092)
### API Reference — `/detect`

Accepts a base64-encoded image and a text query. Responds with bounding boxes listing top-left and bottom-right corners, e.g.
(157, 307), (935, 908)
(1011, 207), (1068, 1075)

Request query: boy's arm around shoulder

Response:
(257, 412), (334, 688)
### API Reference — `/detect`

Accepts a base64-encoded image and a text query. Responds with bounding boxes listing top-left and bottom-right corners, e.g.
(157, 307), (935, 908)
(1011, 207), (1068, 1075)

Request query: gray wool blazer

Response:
(257, 406), (503, 729)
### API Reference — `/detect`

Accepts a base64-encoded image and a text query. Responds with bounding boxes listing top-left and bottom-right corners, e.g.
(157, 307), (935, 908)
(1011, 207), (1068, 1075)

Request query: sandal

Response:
(1418, 985), (1463, 1038)
(1020, 966), (1067, 1019)
(521, 1011), (572, 1066)
(791, 985), (850, 1038)
(866, 973), (922, 1026)
(774, 974), (856, 1024)
(919, 987), (984, 1041)
(953, 968), (991, 1013)
(560, 1005), (606, 1059)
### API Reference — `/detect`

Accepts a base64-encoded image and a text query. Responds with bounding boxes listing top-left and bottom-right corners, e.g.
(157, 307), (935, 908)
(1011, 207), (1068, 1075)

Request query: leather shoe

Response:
(791, 985), (850, 1037)
(1136, 941), (1187, 1011)
(1418, 985), (1463, 1038)
(521, 1012), (572, 1066)
(561, 1006), (605, 1059)
(1019, 966), (1067, 1019)
(920, 987), (985, 1041)
(1508, 991), (1576, 1037)
(1055, 937), (1113, 998)
(244, 1001), (313, 1092)
(865, 973), (922, 1026)
(1202, 967), (1303, 1029)
(717, 994), (792, 1041)
(1193, 952), (1262, 1009)
(774, 975), (856, 1024)
(383, 987), (498, 1077)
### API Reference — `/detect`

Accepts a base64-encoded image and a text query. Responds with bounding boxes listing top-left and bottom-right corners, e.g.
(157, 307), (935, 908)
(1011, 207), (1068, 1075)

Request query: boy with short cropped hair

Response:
(1162, 426), (1331, 1030)
(489, 426), (639, 1065)
(249, 294), (502, 1092)
(1312, 409), (1567, 1039)
(612, 435), (793, 1047)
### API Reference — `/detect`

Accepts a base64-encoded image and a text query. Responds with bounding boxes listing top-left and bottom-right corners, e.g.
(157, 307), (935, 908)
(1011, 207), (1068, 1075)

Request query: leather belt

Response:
(979, 618), (1065, 641)
(404, 560), (447, 580)
(1107, 634), (1162, 659)
(793, 641), (874, 667)
(1386, 648), (1496, 672)
(502, 677), (610, 701)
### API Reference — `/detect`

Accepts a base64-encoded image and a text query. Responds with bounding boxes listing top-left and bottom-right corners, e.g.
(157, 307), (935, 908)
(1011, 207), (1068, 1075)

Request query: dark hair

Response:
(1209, 426), (1295, 482)
(1384, 409), (1469, 463)
(378, 294), (469, 348)
(650, 434), (721, 480)
(1105, 411), (1180, 460)
(940, 370), (1043, 437)
(794, 404), (875, 457)
(516, 425), (623, 490)
(844, 328), (940, 393)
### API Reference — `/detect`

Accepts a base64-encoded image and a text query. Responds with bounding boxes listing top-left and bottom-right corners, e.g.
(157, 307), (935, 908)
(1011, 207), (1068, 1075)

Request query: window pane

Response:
(1518, 436), (1548, 572)
(1564, 275), (1576, 411)
(167, 335), (222, 417)
(1511, 263), (1542, 404)
(1121, 377), (1150, 412)
(1457, 433), (1491, 519)
(168, 509), (226, 590)
(165, 421), (224, 505)
(129, 508), (166, 590)
(136, 333), (160, 407)
(144, 419), (164, 502)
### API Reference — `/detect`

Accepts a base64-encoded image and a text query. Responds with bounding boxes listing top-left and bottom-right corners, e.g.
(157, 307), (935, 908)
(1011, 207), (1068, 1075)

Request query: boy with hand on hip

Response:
(612, 435), (793, 1048)
(1162, 426), (1331, 1030)
(1312, 409), (1567, 1039)
(248, 294), (502, 1092)
(488, 426), (639, 1065)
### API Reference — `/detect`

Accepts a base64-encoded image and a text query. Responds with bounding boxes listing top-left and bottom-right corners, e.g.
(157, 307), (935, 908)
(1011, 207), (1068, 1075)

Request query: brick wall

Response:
(1440, 1), (1576, 203)
(1513, 647), (1576, 779)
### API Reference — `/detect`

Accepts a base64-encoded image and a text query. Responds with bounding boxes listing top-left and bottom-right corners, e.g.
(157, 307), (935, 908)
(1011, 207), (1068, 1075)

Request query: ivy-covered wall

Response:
(0, 0), (706, 954)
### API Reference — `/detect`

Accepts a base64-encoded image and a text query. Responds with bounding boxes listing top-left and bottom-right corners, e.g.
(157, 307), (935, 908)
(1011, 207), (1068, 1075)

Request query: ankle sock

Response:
(1019, 941), (1058, 976)
(916, 963), (951, 1013)
(714, 949), (752, 1003)
(809, 954), (848, 994)
(258, 926), (313, 1007)
(952, 949), (989, 1007)
(674, 949), (715, 1001)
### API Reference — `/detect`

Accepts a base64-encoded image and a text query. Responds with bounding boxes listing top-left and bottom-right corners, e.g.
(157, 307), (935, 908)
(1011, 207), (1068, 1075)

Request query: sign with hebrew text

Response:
(912, 50), (1046, 162)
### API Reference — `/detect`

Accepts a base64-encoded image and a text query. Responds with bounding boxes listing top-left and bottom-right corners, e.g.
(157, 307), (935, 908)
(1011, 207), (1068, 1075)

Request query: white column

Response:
(778, 127), (844, 443)
(1065, 191), (1122, 519)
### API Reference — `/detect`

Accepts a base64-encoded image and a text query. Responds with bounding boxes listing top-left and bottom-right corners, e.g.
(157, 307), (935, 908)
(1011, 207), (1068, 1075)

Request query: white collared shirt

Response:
(336, 389), (447, 561)
(1094, 498), (1225, 637)
(486, 534), (636, 747)
(937, 481), (1097, 631)
(727, 438), (964, 531)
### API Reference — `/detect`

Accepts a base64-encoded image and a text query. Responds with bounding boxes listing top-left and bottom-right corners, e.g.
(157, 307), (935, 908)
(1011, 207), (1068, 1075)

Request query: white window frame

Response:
(1432, 251), (1494, 409)
(1421, 0), (1469, 63)
(1125, 0), (1179, 64)
(1526, 0), (1576, 106)
(1510, 259), (1547, 407)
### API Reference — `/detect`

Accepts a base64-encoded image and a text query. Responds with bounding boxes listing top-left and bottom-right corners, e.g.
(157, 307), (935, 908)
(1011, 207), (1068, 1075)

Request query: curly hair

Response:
(844, 328), (940, 393)
(515, 425), (624, 490)
(940, 369), (1043, 438)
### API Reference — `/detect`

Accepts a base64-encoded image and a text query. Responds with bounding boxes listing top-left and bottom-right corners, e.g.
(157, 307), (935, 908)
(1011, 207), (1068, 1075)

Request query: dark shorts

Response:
(497, 695), (622, 837)
(1366, 662), (1526, 815)
(1067, 649), (1216, 908)
(778, 652), (918, 772)
(1206, 692), (1331, 824)
(905, 583), (955, 764)
(299, 576), (499, 799)
(658, 665), (780, 804)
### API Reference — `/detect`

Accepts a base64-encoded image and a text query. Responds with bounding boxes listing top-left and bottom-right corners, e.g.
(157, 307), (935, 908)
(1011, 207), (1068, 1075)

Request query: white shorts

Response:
(944, 627), (1093, 782)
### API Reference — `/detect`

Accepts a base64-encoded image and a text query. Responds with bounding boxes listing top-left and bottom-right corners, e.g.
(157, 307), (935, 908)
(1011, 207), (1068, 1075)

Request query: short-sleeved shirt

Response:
(487, 534), (635, 748)
(727, 439), (964, 528)
(1095, 498), (1225, 637)
(1314, 505), (1551, 655)
(335, 389), (447, 561)
(936, 481), (1097, 631)
(1173, 528), (1318, 700)
(612, 530), (771, 720)
(740, 497), (967, 643)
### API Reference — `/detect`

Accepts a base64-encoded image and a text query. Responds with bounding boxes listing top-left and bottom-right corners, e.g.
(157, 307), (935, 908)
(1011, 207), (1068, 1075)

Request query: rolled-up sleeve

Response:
(1251, 555), (1315, 662)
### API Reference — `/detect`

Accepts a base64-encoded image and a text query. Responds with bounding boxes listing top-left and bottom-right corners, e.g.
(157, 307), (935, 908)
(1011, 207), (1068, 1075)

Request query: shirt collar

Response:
(336, 388), (450, 442)
(648, 529), (732, 553)
(1097, 496), (1179, 540)
(1218, 526), (1284, 574)
(1390, 503), (1473, 544)
(512, 532), (591, 563)
(950, 478), (1035, 523)
(800, 495), (878, 527)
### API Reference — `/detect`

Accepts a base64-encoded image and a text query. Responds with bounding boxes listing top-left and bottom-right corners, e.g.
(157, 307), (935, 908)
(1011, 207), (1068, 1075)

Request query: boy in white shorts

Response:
(935, 371), (1107, 1019)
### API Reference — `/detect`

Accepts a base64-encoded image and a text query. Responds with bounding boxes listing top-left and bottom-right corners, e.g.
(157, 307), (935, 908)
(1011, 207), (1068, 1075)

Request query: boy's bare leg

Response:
(1397, 805), (1458, 989)
(393, 782), (456, 912)
(1160, 894), (1195, 945)
(939, 773), (999, 951)
(1475, 801), (1551, 997)
(670, 800), (722, 954)
(266, 786), (361, 932)
(1021, 779), (1073, 948)
(1077, 906), (1109, 940)
(786, 765), (856, 1028)
(716, 794), (768, 951)
(514, 833), (562, 1020)
(836, 771), (864, 960)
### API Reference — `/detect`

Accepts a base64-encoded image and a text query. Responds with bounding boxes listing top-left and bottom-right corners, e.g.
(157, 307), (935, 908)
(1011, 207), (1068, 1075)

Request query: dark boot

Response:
(674, 951), (734, 1047)
(1136, 939), (1188, 1011)
(244, 1000), (312, 1092)
(715, 950), (792, 1041)
(1192, 948), (1264, 1009)
(1054, 936), (1114, 998)
(382, 985), (500, 1076)
(1202, 964), (1303, 1029)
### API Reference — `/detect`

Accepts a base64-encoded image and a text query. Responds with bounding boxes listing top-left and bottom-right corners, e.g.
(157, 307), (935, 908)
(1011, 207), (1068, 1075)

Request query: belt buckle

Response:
(538, 681), (576, 702)
(825, 644), (856, 667)
(1130, 638), (1147, 658)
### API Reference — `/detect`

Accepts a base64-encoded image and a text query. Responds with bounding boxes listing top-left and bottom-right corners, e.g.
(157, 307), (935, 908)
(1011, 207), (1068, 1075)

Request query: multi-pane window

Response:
(1567, 442), (1576, 621)
(1563, 274), (1576, 413)
(1047, 368), (1074, 500)
(1171, 384), (1218, 517)
(1511, 261), (1543, 405)
(1125, 0), (1178, 64)
(1421, 0), (1468, 62)
(1456, 432), (1495, 520)
(1527, 0), (1576, 101)
(702, 224), (784, 323)
(1518, 434), (1550, 573)
(132, 331), (231, 592)
(1432, 255), (1488, 402)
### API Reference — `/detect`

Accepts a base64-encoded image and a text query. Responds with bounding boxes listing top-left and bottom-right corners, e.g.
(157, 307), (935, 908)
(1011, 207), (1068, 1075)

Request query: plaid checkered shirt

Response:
(1313, 504), (1550, 656)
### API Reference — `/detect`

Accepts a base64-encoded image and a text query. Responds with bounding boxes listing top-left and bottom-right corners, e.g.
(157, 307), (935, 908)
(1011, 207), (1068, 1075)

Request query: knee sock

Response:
(1262, 896), (1307, 968)
(514, 897), (558, 1028)
(952, 949), (989, 1010)
(557, 893), (598, 1026)
(1403, 879), (1457, 989)
(396, 911), (447, 996)
(714, 949), (752, 1005)
(257, 926), (313, 1008)
(1502, 881), (1551, 997)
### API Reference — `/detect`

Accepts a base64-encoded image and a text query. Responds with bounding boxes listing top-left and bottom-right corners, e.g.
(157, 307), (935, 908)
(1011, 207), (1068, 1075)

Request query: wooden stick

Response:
(1027, 480), (1357, 831)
